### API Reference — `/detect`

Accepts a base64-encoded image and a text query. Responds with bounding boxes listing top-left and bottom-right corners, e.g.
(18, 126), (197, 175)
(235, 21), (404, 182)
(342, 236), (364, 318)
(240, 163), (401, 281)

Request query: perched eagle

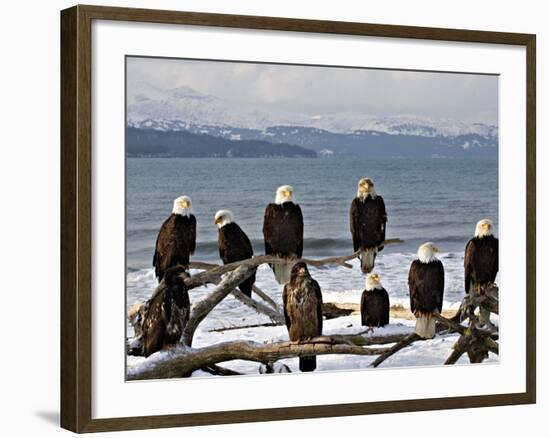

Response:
(350, 177), (387, 273)
(215, 209), (256, 297)
(141, 266), (190, 357)
(153, 196), (196, 281)
(464, 219), (499, 294)
(360, 273), (390, 327)
(464, 219), (499, 326)
(283, 262), (323, 372)
(408, 242), (445, 339)
(263, 185), (304, 284)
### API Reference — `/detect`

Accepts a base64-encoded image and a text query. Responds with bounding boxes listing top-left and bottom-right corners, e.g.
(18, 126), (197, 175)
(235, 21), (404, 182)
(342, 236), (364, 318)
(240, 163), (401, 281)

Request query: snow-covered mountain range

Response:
(128, 85), (498, 139)
(127, 85), (498, 158)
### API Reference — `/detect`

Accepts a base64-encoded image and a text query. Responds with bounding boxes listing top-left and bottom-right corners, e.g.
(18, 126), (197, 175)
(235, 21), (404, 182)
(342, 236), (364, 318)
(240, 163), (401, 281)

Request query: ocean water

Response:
(126, 157), (498, 315)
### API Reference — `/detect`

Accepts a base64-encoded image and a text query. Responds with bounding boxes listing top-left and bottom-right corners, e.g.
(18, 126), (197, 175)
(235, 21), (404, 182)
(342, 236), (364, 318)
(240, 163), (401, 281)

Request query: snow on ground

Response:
(126, 258), (498, 379)
(127, 310), (498, 379)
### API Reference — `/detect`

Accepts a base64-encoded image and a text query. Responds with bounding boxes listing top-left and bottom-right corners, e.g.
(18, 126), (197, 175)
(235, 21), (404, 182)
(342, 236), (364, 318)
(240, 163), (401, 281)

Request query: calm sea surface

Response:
(126, 157), (498, 311)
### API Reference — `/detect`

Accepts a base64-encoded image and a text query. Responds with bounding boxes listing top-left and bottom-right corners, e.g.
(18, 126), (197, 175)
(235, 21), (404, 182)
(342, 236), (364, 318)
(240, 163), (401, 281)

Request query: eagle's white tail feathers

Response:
(273, 261), (295, 285)
(360, 248), (378, 274)
(415, 314), (436, 339)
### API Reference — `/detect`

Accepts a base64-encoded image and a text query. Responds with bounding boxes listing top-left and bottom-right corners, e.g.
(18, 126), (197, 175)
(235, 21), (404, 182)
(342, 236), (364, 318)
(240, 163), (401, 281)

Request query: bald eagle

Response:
(360, 273), (390, 327)
(141, 266), (190, 357)
(408, 242), (445, 339)
(153, 196), (196, 281)
(283, 262), (323, 372)
(263, 185), (304, 285)
(350, 178), (387, 273)
(215, 209), (256, 297)
(464, 219), (499, 326)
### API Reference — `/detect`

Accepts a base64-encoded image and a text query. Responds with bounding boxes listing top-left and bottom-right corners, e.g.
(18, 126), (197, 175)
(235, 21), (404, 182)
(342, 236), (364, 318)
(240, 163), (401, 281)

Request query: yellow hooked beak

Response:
(372, 274), (380, 282)
(283, 190), (292, 198)
(180, 201), (190, 209)
(432, 245), (440, 253)
(213, 217), (221, 225)
(482, 223), (490, 230)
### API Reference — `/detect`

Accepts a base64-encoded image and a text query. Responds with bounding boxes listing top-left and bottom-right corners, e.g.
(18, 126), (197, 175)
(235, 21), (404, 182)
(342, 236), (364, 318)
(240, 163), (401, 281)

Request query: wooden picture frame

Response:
(60, 4), (536, 433)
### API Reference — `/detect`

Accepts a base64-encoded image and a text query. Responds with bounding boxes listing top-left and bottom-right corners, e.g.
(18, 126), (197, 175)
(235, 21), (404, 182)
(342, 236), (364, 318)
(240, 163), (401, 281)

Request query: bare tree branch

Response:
(185, 237), (404, 288)
(183, 264), (256, 346)
(230, 289), (285, 325)
(209, 322), (280, 333)
(252, 285), (280, 310)
(369, 333), (421, 367)
(200, 364), (243, 376)
(127, 336), (392, 380)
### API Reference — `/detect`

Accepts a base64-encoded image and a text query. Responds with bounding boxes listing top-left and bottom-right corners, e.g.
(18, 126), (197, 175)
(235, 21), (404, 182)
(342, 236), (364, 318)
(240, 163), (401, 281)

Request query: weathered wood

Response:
(370, 333), (421, 368)
(323, 302), (354, 319)
(209, 322), (280, 333)
(230, 289), (285, 324)
(183, 264), (256, 346)
(251, 285), (279, 310)
(200, 364), (243, 376)
(186, 238), (403, 287)
(128, 336), (392, 380)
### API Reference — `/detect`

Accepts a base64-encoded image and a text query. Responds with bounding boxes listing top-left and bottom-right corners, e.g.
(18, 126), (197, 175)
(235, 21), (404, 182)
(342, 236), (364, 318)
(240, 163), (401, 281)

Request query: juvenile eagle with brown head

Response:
(283, 262), (323, 372)
(141, 266), (190, 357)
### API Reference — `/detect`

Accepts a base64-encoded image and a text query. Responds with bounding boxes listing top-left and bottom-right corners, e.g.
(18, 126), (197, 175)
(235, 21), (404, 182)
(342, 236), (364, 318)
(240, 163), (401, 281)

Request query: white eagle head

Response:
(357, 177), (377, 199)
(417, 242), (439, 264)
(365, 272), (383, 291)
(172, 196), (192, 216)
(475, 218), (494, 238)
(214, 209), (234, 229)
(275, 185), (294, 205)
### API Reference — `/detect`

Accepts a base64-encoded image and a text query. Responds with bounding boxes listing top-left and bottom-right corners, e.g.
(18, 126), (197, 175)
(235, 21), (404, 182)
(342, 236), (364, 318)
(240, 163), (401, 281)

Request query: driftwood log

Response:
(127, 238), (501, 378)
(128, 335), (396, 380)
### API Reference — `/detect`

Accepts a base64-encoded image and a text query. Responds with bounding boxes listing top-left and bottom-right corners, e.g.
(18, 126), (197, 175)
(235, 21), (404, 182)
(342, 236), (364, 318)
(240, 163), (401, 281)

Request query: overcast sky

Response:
(127, 56), (498, 125)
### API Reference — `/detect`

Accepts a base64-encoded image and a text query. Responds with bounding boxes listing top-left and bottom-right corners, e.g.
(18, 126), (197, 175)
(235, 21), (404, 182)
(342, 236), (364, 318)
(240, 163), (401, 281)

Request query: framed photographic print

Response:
(60, 4), (536, 433)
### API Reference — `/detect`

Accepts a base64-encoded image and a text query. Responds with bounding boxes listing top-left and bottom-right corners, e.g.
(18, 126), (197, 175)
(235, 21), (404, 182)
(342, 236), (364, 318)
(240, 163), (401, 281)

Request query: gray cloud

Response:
(127, 56), (498, 125)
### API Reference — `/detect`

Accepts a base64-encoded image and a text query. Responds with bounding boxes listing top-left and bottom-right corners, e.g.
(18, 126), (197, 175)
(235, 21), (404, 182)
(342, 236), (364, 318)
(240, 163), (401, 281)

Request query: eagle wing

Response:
(377, 196), (388, 242)
(408, 260), (419, 314)
(349, 199), (361, 252)
(188, 215), (197, 255)
(464, 239), (475, 294)
(153, 215), (175, 280)
(433, 260), (445, 313)
(263, 204), (276, 256)
(282, 284), (291, 330)
(141, 290), (167, 357)
(294, 204), (304, 258)
(382, 287), (390, 317)
(313, 278), (323, 335)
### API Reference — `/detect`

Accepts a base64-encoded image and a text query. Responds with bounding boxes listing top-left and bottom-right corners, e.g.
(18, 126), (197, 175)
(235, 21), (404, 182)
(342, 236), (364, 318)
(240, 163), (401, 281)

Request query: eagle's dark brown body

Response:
(408, 259), (445, 338)
(263, 202), (303, 284)
(153, 213), (196, 281)
(408, 260), (445, 315)
(350, 195), (387, 273)
(218, 222), (255, 297)
(464, 235), (498, 294)
(141, 267), (190, 357)
(360, 287), (390, 327)
(350, 195), (387, 251)
(283, 263), (323, 372)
